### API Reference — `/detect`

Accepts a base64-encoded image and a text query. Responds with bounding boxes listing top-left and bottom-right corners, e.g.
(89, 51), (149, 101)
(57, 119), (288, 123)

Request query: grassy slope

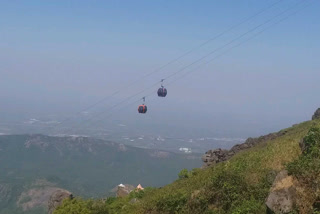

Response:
(55, 119), (320, 214)
(115, 119), (320, 213)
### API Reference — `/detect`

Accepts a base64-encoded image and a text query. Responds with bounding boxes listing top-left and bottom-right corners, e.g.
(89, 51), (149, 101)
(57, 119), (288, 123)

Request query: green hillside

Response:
(54, 118), (320, 213)
(0, 135), (200, 214)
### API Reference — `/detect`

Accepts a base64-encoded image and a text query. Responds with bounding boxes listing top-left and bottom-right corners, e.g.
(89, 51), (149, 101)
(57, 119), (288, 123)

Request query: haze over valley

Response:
(0, 0), (319, 213)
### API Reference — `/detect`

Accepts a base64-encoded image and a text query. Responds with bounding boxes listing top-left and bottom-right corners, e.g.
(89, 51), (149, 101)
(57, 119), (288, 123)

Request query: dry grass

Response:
(133, 120), (320, 213)
(54, 119), (320, 214)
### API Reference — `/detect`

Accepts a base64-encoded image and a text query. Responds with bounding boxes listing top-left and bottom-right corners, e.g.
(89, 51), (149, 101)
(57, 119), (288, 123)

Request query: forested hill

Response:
(55, 109), (320, 213)
(0, 134), (201, 214)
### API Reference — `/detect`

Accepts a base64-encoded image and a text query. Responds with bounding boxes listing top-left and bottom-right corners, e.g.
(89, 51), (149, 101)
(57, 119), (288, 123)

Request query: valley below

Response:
(0, 134), (201, 214)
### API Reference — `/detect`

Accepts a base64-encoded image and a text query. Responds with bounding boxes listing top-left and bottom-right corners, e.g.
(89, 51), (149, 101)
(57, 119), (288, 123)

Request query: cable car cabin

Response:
(138, 105), (147, 114)
(157, 87), (167, 97)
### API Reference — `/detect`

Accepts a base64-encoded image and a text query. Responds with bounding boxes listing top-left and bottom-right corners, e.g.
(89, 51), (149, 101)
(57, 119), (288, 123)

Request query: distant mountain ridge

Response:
(0, 134), (201, 214)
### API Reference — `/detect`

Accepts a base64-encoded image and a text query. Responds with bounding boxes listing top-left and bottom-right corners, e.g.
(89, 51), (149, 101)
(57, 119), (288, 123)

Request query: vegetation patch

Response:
(54, 120), (320, 214)
(287, 127), (320, 213)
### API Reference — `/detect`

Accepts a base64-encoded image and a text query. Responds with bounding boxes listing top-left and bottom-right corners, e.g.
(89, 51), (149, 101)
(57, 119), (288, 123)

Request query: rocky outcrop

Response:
(265, 170), (297, 214)
(202, 149), (229, 167)
(48, 189), (73, 214)
(116, 184), (135, 198)
(265, 122), (320, 213)
(312, 108), (320, 120)
(17, 187), (65, 212)
(202, 130), (288, 168)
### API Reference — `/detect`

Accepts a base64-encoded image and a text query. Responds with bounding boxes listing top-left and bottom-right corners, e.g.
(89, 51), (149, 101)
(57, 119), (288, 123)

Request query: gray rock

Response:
(312, 108), (320, 120)
(116, 184), (135, 198)
(201, 148), (229, 168)
(265, 170), (296, 214)
(48, 189), (73, 214)
(202, 130), (288, 168)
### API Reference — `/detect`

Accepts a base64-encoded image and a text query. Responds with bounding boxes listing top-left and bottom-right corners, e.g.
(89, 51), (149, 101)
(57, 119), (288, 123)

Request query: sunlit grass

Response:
(54, 119), (320, 214)
(126, 120), (320, 213)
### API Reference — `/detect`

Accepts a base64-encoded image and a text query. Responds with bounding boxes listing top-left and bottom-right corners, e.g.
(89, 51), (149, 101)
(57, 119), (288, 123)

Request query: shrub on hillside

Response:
(178, 169), (190, 179)
(54, 198), (108, 214)
(155, 192), (188, 213)
(287, 127), (320, 213)
(287, 127), (320, 178)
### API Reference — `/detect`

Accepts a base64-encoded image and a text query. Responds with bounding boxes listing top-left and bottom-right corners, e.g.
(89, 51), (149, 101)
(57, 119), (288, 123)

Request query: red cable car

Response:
(138, 105), (147, 114)
(138, 97), (147, 114)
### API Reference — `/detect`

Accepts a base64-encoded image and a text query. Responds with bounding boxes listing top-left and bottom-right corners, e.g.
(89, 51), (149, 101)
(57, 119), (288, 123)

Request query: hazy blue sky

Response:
(0, 0), (319, 137)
